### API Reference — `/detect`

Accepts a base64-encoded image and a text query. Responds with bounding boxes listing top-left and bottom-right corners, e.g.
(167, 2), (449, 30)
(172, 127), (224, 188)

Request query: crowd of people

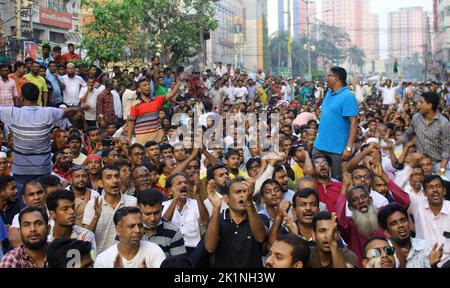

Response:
(0, 43), (449, 269)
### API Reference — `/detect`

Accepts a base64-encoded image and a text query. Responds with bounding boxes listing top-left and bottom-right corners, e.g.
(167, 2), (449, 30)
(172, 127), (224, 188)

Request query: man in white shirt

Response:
(376, 78), (400, 107)
(408, 175), (450, 267)
(83, 165), (137, 254)
(79, 78), (101, 127)
(162, 173), (209, 255)
(94, 206), (166, 268)
(62, 63), (86, 106)
(215, 62), (227, 77)
(378, 203), (442, 268)
(233, 80), (248, 103)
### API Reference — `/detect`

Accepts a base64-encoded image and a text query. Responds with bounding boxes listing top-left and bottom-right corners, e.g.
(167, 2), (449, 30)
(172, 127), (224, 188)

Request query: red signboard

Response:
(39, 7), (72, 29)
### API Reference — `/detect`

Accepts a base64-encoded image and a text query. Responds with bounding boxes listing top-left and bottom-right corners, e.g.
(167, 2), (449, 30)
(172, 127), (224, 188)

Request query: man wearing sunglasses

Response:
(378, 203), (443, 268)
(362, 237), (396, 268)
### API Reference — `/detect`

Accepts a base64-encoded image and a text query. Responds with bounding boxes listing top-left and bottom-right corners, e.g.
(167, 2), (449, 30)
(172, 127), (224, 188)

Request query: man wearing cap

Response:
(313, 67), (358, 181)
(61, 63), (86, 107)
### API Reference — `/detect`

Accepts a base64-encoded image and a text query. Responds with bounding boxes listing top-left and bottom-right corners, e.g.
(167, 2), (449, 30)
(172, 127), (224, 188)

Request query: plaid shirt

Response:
(0, 244), (46, 268)
(0, 77), (18, 106)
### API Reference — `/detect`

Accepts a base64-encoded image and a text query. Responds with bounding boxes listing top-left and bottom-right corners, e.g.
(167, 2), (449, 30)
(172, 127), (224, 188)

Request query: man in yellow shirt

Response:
(291, 144), (314, 181)
(225, 150), (248, 179)
(24, 62), (48, 106)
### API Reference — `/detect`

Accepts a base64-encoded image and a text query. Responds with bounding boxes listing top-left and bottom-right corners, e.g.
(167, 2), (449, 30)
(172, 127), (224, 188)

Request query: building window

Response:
(48, 0), (67, 12)
(50, 31), (66, 43)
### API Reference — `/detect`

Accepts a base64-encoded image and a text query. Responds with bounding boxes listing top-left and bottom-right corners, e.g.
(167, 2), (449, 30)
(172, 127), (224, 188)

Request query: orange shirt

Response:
(8, 73), (28, 98)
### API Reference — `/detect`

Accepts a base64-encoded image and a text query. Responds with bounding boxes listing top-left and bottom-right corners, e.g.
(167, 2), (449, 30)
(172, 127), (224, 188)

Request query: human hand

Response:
(429, 243), (444, 268)
(94, 197), (103, 218)
(278, 200), (292, 219)
(207, 180), (222, 209)
(327, 212), (340, 246)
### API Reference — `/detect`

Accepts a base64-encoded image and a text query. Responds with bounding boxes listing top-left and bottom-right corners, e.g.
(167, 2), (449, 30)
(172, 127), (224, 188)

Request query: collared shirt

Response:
(38, 56), (54, 69)
(61, 74), (86, 106)
(82, 193), (137, 254)
(96, 91), (117, 125)
(48, 225), (97, 260)
(315, 179), (343, 212)
(8, 73), (28, 98)
(162, 198), (201, 248)
(258, 209), (289, 234)
(0, 244), (46, 268)
(24, 73), (48, 106)
(408, 193), (450, 267)
(0, 77), (18, 106)
(111, 90), (123, 119)
(143, 219), (187, 257)
(45, 70), (63, 105)
(401, 112), (450, 163)
(335, 193), (385, 265)
(211, 209), (264, 268)
(314, 87), (359, 154)
(388, 238), (432, 268)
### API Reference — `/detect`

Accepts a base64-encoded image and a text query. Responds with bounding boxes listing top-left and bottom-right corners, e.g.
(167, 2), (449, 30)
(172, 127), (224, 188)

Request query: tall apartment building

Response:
(387, 7), (427, 60)
(244, 0), (267, 71)
(432, 0), (450, 81)
(321, 0), (380, 60)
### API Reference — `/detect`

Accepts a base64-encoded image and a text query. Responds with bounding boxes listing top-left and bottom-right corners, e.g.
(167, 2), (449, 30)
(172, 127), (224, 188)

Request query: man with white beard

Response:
(336, 181), (386, 266)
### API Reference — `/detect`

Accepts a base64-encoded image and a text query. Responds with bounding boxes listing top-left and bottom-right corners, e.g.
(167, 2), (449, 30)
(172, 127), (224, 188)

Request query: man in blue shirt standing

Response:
(313, 67), (358, 181)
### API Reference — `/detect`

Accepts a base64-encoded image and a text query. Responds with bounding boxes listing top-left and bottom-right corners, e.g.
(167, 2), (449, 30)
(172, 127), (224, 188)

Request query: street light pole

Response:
(305, 0), (312, 79)
(287, 0), (292, 77)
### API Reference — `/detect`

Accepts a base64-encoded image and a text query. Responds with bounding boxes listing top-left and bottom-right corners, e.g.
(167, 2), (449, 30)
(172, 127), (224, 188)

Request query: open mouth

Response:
(359, 205), (368, 213)
(303, 211), (314, 218)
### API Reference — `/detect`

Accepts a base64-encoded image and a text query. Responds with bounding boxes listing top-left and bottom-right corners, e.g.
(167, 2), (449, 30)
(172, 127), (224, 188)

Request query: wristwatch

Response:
(346, 147), (352, 152)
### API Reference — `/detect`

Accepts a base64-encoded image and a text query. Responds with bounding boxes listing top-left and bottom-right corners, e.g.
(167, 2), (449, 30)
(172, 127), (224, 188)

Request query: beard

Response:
(353, 205), (379, 236)
(23, 237), (47, 251)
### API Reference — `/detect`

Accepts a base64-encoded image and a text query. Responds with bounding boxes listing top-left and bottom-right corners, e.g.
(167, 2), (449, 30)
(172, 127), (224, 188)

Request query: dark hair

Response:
(68, 43), (75, 48)
(21, 83), (40, 102)
(99, 164), (119, 180)
(144, 140), (158, 149)
(292, 188), (319, 208)
(137, 189), (164, 206)
(0, 175), (15, 192)
(22, 179), (44, 196)
(13, 61), (25, 71)
(347, 185), (370, 203)
(165, 172), (186, 190)
(260, 179), (281, 196)
(128, 143), (145, 155)
(68, 134), (82, 143)
(225, 149), (240, 160)
(275, 234), (310, 264)
(53, 46), (62, 52)
(377, 203), (408, 231)
(350, 164), (370, 175)
(86, 126), (99, 135)
(143, 162), (158, 173)
(47, 238), (92, 268)
(102, 148), (114, 159)
(272, 165), (286, 178)
(421, 92), (440, 111)
(46, 189), (75, 212)
(245, 158), (261, 173)
(42, 44), (51, 50)
(363, 237), (389, 257)
(160, 255), (193, 268)
(330, 67), (347, 86)
(19, 206), (48, 226)
(113, 206), (142, 225)
(224, 177), (247, 196)
(312, 155), (332, 167)
(159, 143), (172, 152)
(207, 163), (228, 181)
(312, 211), (332, 232)
(423, 174), (444, 190)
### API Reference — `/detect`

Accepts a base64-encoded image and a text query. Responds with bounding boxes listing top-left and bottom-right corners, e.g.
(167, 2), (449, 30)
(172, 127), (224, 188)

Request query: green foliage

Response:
(81, 0), (218, 68)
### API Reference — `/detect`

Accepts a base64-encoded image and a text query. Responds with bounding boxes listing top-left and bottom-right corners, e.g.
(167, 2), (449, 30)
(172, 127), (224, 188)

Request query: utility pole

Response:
(287, 0), (292, 77)
(29, 2), (33, 41)
(15, 0), (22, 40)
(306, 0), (312, 79)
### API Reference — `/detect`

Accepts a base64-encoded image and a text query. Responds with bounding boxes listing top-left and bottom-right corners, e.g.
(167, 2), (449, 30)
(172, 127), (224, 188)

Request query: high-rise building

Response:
(432, 0), (450, 81)
(321, 0), (380, 61)
(206, 0), (244, 69)
(244, 0), (267, 71)
(293, 0), (317, 38)
(387, 7), (427, 60)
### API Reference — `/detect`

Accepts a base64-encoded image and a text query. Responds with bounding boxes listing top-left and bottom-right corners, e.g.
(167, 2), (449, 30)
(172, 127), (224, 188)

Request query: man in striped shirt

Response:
(137, 188), (186, 257)
(128, 77), (181, 145)
(0, 83), (80, 204)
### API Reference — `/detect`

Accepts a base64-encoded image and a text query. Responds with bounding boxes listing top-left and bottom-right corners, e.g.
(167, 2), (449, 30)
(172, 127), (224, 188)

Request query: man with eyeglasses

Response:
(378, 203), (443, 268)
(362, 237), (396, 268)
(313, 67), (359, 181)
(312, 155), (342, 212)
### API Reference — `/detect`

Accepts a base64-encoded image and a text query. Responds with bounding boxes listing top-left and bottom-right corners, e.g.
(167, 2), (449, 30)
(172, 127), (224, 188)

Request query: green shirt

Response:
(155, 85), (171, 110)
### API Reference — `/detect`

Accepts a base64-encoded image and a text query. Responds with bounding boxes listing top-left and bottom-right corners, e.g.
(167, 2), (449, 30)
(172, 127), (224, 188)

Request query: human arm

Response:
(328, 212), (347, 268)
(342, 116), (358, 160)
(204, 180), (222, 253)
(163, 81), (181, 102)
(267, 200), (291, 246)
(335, 168), (352, 231)
(171, 148), (200, 175)
(373, 159), (410, 207)
(193, 184), (209, 225)
(244, 179), (266, 243)
(439, 122), (450, 175)
(301, 150), (314, 176)
(83, 197), (102, 233)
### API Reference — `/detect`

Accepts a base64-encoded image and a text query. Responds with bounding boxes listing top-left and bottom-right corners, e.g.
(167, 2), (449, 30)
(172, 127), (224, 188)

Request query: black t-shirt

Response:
(212, 209), (264, 268)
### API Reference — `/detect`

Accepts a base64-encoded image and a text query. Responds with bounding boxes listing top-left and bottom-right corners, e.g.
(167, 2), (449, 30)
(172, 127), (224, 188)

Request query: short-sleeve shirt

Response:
(161, 198), (201, 248)
(48, 225), (97, 261)
(306, 246), (359, 268)
(129, 96), (165, 136)
(314, 87), (358, 154)
(24, 74), (48, 106)
(0, 78), (18, 106)
(143, 219), (187, 257)
(0, 106), (64, 175)
(82, 194), (137, 254)
(93, 241), (166, 268)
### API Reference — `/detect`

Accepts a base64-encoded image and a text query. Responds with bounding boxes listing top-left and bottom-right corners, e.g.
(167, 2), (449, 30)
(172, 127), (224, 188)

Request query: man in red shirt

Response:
(60, 43), (79, 65)
(128, 77), (181, 145)
(313, 155), (342, 212)
(188, 72), (205, 98)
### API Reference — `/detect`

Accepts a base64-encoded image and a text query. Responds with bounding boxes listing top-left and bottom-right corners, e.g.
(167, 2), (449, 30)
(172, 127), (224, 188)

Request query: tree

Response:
(81, 0), (218, 68)
(346, 45), (366, 75)
(262, 11), (272, 73)
(269, 30), (290, 75)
